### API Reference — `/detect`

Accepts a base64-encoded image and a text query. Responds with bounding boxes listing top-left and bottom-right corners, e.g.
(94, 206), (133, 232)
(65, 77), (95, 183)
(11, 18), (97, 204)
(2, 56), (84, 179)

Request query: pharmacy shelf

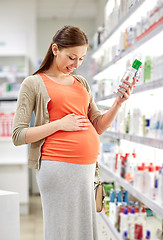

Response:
(93, 0), (145, 54)
(96, 78), (163, 101)
(133, 78), (163, 94)
(93, 20), (163, 78)
(0, 96), (17, 102)
(101, 131), (163, 149)
(0, 97), (17, 101)
(0, 72), (27, 78)
(0, 161), (27, 165)
(99, 212), (122, 240)
(0, 136), (12, 141)
(99, 163), (163, 219)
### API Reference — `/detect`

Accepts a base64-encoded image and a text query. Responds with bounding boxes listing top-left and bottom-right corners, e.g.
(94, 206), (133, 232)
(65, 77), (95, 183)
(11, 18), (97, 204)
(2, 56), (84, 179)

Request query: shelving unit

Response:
(0, 97), (17, 101)
(99, 163), (163, 220)
(96, 77), (163, 101)
(0, 55), (28, 75)
(0, 55), (28, 99)
(0, 72), (27, 78)
(101, 131), (163, 149)
(0, 54), (29, 214)
(93, 0), (146, 55)
(91, 0), (163, 238)
(93, 21), (163, 79)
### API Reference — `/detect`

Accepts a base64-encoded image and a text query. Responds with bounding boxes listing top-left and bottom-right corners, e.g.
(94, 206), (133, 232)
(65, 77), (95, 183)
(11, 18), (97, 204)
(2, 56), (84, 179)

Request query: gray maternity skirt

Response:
(36, 160), (98, 240)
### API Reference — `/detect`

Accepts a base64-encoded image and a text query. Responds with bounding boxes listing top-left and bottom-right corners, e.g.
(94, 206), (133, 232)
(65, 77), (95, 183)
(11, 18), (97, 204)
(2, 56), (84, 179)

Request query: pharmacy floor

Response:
(20, 195), (110, 240)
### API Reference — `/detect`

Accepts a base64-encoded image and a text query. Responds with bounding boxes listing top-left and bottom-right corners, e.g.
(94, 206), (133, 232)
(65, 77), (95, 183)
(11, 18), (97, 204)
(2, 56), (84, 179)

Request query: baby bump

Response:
(41, 124), (100, 164)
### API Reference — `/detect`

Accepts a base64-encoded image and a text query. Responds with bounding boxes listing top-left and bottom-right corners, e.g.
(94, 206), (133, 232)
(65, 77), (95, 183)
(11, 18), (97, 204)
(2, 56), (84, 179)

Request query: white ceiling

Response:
(37, 0), (97, 19)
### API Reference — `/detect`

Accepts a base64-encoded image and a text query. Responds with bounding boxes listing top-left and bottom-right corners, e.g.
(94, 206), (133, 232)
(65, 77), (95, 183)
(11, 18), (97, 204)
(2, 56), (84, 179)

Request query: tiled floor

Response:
(20, 196), (43, 240)
(20, 195), (111, 240)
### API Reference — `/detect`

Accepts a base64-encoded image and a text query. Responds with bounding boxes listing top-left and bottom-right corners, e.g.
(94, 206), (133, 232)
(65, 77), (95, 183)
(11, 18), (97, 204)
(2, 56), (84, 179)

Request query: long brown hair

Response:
(33, 25), (88, 75)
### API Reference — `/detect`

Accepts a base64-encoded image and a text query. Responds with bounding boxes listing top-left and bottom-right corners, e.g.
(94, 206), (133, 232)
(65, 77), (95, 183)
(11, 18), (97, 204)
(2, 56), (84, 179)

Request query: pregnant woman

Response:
(12, 25), (135, 240)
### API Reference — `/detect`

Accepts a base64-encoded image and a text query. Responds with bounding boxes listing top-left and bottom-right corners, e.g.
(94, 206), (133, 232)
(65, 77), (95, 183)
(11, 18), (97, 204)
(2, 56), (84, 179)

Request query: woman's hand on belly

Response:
(59, 113), (91, 131)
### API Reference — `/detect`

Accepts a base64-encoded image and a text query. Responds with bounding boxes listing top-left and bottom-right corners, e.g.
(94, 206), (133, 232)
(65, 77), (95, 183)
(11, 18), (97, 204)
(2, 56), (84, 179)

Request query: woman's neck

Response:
(45, 60), (68, 79)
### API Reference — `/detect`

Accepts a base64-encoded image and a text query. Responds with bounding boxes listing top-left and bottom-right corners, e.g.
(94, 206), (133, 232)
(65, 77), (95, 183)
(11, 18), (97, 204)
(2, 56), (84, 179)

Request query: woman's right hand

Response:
(59, 113), (91, 131)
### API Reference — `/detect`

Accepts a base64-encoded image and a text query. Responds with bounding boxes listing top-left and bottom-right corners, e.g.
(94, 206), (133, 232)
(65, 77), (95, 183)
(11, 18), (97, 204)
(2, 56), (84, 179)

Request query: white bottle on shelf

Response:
(128, 207), (135, 239)
(134, 165), (144, 191)
(135, 206), (146, 240)
(129, 153), (137, 180)
(109, 190), (116, 225)
(140, 206), (146, 237)
(120, 207), (128, 235)
(145, 164), (155, 198)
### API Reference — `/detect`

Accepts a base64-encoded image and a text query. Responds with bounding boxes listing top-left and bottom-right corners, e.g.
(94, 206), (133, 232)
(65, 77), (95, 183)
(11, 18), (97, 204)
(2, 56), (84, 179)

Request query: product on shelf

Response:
(113, 53), (142, 98)
(92, 52), (163, 102)
(144, 56), (152, 82)
(101, 180), (157, 239)
(109, 189), (117, 225)
(103, 0), (142, 43)
(120, 207), (129, 235)
(0, 112), (14, 137)
(100, 141), (163, 206)
(110, 103), (163, 140)
(0, 55), (28, 98)
(128, 207), (136, 239)
(148, 110), (163, 139)
(144, 164), (155, 197)
(92, 0), (163, 76)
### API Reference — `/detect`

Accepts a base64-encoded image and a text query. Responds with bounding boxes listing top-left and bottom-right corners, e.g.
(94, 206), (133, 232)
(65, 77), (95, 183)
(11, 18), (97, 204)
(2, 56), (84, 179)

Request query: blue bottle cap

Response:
(146, 230), (151, 239)
(124, 207), (128, 214)
(123, 231), (128, 240)
(124, 191), (129, 204)
(117, 191), (122, 203)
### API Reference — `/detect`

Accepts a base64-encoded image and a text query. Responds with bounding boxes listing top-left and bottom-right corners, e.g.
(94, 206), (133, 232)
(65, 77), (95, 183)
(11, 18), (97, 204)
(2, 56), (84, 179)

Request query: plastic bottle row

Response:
(91, 54), (163, 100)
(0, 112), (15, 137)
(102, 185), (151, 240)
(92, 1), (163, 75)
(133, 162), (163, 203)
(112, 107), (163, 140)
(100, 144), (163, 206)
(93, 0), (142, 49)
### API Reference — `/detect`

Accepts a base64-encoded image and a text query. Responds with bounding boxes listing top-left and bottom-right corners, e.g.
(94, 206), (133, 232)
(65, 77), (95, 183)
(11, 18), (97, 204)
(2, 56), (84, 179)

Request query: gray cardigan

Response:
(12, 74), (102, 169)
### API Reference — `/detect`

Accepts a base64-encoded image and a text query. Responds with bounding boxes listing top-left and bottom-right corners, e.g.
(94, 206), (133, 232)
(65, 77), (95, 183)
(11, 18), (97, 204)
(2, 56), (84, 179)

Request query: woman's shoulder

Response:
(22, 74), (41, 86)
(73, 74), (90, 92)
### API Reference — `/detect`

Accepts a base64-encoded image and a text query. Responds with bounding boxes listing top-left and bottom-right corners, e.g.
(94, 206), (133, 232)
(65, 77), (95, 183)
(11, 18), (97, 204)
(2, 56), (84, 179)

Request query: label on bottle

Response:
(132, 59), (142, 70)
(135, 224), (143, 239)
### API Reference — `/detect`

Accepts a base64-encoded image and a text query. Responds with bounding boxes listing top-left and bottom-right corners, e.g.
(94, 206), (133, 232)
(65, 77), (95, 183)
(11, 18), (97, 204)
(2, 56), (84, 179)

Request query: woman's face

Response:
(52, 44), (88, 74)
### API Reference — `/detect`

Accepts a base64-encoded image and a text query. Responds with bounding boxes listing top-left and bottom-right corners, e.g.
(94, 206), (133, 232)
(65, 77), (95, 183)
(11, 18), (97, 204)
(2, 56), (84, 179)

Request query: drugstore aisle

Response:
(20, 195), (110, 240)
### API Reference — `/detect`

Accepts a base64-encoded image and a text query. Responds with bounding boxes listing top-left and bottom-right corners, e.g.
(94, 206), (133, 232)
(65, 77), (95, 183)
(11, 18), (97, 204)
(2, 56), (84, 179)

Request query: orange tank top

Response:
(40, 73), (100, 164)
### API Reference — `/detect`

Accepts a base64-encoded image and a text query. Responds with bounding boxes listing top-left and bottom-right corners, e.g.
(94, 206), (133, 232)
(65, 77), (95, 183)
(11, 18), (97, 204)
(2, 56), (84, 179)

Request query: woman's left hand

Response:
(116, 76), (137, 105)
